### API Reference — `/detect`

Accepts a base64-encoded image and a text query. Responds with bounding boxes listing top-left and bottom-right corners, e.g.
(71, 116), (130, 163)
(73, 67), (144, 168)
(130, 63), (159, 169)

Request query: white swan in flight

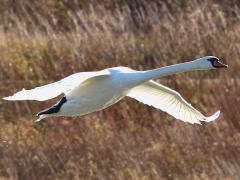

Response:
(3, 56), (228, 124)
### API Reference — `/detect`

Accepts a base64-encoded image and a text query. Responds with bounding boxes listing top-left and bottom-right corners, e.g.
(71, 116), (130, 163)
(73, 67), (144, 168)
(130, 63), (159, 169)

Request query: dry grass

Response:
(0, 0), (240, 179)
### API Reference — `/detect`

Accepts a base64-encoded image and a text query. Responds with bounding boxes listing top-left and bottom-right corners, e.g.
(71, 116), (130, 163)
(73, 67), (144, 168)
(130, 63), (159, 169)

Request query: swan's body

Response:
(3, 56), (228, 124)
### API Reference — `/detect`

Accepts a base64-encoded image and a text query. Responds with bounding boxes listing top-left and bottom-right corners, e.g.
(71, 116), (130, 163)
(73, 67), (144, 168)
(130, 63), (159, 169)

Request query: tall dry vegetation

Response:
(0, 0), (240, 179)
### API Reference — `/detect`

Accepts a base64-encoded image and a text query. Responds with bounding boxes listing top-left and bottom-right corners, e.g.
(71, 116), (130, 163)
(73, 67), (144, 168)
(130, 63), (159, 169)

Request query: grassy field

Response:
(0, 0), (240, 179)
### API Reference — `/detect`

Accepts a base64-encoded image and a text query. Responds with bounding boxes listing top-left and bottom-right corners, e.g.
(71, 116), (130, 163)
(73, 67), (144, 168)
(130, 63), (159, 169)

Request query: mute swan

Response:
(3, 56), (228, 124)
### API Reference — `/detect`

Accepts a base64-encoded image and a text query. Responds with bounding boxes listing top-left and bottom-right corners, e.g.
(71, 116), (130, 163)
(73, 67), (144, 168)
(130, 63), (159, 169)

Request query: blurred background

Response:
(0, 0), (240, 179)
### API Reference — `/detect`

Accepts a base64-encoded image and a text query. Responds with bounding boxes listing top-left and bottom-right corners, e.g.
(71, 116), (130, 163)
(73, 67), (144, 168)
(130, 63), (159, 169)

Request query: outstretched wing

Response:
(3, 70), (110, 101)
(127, 80), (220, 124)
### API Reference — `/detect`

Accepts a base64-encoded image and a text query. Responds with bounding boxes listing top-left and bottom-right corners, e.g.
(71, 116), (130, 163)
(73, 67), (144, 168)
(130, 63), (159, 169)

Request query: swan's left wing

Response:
(127, 80), (220, 124)
(3, 70), (110, 101)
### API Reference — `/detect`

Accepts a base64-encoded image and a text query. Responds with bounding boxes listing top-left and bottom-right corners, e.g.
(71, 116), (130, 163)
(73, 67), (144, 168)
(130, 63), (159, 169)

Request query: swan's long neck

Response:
(140, 60), (202, 81)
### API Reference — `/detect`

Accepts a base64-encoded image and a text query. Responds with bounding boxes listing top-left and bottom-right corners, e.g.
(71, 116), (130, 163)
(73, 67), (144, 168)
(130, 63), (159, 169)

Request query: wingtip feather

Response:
(3, 95), (27, 101)
(3, 96), (14, 101)
(205, 110), (220, 122)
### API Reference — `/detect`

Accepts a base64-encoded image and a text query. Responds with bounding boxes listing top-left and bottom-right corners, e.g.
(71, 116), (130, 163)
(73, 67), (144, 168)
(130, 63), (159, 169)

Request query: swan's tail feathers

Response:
(204, 110), (220, 122)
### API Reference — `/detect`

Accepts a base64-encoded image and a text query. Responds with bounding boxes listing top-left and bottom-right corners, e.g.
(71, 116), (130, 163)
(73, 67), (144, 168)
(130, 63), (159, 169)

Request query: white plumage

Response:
(4, 71), (110, 101)
(127, 81), (220, 124)
(3, 56), (228, 124)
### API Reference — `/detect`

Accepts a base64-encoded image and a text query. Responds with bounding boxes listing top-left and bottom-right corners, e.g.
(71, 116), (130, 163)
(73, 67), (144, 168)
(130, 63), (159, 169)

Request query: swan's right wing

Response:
(127, 80), (220, 124)
(3, 70), (110, 101)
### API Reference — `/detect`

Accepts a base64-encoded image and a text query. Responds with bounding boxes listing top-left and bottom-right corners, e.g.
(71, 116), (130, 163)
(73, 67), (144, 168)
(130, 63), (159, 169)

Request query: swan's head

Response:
(196, 56), (228, 69)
